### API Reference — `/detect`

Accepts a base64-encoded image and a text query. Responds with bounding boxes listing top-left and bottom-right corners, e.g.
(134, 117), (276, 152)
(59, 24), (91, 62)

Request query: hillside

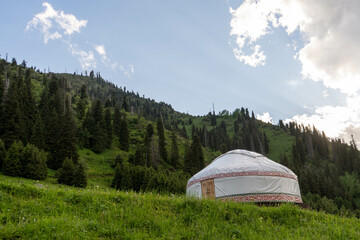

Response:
(1, 174), (360, 239)
(1, 57), (360, 218)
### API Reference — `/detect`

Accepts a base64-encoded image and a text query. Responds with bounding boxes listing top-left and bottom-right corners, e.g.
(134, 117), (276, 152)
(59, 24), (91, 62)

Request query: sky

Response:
(1, 0), (360, 144)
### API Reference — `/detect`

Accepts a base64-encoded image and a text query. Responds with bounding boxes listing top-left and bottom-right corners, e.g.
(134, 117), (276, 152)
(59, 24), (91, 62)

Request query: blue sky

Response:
(1, 0), (359, 143)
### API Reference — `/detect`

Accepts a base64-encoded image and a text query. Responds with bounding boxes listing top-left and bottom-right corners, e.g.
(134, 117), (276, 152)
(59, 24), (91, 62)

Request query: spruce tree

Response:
(104, 108), (113, 148)
(170, 131), (179, 169)
(183, 141), (194, 175)
(119, 111), (129, 151)
(263, 131), (269, 154)
(122, 95), (129, 112)
(3, 140), (24, 177)
(46, 109), (61, 169)
(2, 73), (23, 148)
(57, 98), (79, 166)
(157, 118), (167, 163)
(30, 115), (46, 150)
(113, 107), (121, 138)
(74, 161), (87, 188)
(145, 123), (154, 167)
(23, 144), (47, 180)
(134, 146), (145, 166)
(111, 163), (122, 189)
(191, 135), (204, 172)
(22, 69), (35, 143)
(0, 139), (6, 170)
(58, 157), (76, 186)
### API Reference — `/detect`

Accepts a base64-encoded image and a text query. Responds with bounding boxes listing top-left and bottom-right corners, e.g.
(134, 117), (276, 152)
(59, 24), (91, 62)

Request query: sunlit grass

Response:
(1, 174), (359, 239)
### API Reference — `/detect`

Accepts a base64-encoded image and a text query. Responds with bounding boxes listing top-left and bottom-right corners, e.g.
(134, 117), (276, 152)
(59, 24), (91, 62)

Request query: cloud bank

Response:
(230, 0), (360, 143)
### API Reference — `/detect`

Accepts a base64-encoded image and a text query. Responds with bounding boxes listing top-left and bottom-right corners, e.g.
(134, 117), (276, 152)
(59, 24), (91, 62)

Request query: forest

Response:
(0, 57), (360, 217)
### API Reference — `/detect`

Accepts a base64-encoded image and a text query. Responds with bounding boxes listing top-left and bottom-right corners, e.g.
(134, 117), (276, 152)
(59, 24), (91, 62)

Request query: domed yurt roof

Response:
(186, 149), (302, 203)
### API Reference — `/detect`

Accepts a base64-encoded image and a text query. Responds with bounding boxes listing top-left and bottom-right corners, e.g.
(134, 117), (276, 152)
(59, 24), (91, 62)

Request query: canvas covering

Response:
(186, 149), (302, 203)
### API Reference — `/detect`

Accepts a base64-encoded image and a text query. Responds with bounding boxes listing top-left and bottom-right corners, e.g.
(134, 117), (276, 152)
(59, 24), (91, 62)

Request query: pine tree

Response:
(134, 146), (145, 166)
(2, 73), (23, 148)
(3, 140), (24, 177)
(22, 69), (35, 143)
(170, 131), (179, 169)
(113, 107), (121, 138)
(145, 123), (154, 167)
(74, 161), (87, 188)
(30, 115), (46, 150)
(104, 108), (113, 148)
(122, 95), (129, 112)
(183, 141), (194, 175)
(46, 109), (61, 169)
(157, 118), (167, 163)
(119, 111), (129, 151)
(0, 72), (4, 137)
(0, 139), (6, 170)
(23, 144), (47, 180)
(191, 135), (204, 172)
(111, 163), (122, 189)
(57, 98), (79, 166)
(263, 131), (269, 154)
(58, 157), (76, 186)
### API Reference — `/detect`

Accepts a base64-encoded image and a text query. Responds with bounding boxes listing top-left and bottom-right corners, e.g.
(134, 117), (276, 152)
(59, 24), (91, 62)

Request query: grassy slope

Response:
(1, 175), (360, 240)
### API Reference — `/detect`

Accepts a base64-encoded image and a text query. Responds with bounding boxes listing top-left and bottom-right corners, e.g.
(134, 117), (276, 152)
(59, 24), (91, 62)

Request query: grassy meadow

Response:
(1, 174), (360, 239)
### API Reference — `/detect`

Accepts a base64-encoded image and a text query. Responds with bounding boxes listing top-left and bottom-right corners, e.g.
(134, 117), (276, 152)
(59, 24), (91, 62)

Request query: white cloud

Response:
(119, 64), (135, 78)
(26, 2), (87, 44)
(68, 44), (96, 70)
(94, 45), (108, 62)
(286, 95), (360, 144)
(257, 112), (273, 124)
(229, 0), (360, 95)
(231, 0), (360, 142)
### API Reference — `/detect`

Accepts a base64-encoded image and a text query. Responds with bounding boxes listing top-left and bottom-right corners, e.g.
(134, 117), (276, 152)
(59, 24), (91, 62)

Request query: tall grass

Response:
(1, 175), (359, 239)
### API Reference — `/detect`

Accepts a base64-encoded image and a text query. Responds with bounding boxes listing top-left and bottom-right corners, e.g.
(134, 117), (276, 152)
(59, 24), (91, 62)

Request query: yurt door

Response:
(201, 179), (215, 199)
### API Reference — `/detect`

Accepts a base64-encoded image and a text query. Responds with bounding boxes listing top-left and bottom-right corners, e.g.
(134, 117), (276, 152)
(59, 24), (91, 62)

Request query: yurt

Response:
(186, 149), (302, 203)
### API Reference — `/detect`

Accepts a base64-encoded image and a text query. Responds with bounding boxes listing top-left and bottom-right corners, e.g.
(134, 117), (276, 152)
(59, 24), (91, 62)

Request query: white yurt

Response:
(186, 149), (302, 203)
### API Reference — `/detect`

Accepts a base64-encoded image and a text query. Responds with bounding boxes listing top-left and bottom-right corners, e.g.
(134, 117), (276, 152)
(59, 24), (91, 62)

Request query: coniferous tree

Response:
(30, 115), (46, 150)
(57, 98), (79, 166)
(23, 144), (47, 180)
(183, 141), (194, 175)
(122, 95), (129, 112)
(263, 131), (269, 154)
(104, 108), (113, 148)
(22, 69), (35, 143)
(119, 111), (129, 151)
(74, 161), (87, 188)
(2, 73), (23, 148)
(58, 157), (76, 186)
(170, 131), (179, 169)
(157, 118), (167, 163)
(134, 146), (145, 166)
(87, 99), (106, 153)
(145, 123), (154, 167)
(46, 109), (61, 169)
(0, 70), (5, 137)
(192, 135), (204, 172)
(3, 140), (23, 177)
(0, 139), (6, 170)
(113, 107), (121, 138)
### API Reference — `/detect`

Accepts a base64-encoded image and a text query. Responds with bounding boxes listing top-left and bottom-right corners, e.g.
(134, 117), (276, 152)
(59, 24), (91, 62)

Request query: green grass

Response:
(1, 174), (360, 239)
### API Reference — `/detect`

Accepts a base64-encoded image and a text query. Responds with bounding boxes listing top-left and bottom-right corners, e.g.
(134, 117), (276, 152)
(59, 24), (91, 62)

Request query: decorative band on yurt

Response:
(186, 171), (298, 188)
(218, 193), (302, 203)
